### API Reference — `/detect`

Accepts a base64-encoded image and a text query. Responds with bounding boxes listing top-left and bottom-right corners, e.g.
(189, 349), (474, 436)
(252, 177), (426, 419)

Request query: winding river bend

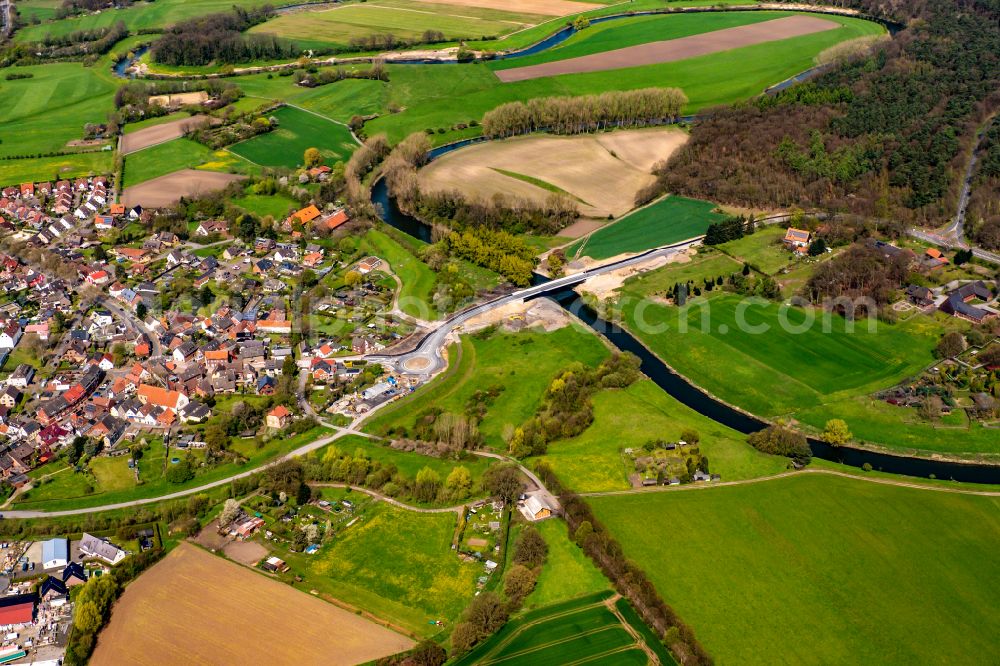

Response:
(371, 165), (1000, 484)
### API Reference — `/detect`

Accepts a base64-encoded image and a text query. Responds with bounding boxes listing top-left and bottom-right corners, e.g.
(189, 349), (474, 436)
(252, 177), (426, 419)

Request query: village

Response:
(0, 176), (427, 505)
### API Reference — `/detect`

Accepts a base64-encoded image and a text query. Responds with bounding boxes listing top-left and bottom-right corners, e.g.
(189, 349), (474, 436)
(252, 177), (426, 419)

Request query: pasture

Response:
(364, 325), (609, 449)
(588, 473), (1000, 664)
(453, 592), (663, 666)
(520, 519), (611, 610)
(15, 0), (300, 43)
(0, 62), (115, 157)
(365, 12), (884, 144)
(90, 542), (413, 666)
(228, 106), (358, 169)
(249, 0), (556, 50)
(494, 15), (838, 82)
(418, 129), (687, 218)
(616, 291), (943, 417)
(716, 224), (793, 275)
(0, 151), (113, 186)
(570, 195), (724, 259)
(538, 380), (787, 493)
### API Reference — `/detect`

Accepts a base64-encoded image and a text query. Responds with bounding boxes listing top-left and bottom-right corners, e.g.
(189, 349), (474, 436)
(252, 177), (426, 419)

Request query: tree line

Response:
(534, 463), (712, 665)
(657, 0), (1000, 224)
(150, 6), (296, 66)
(509, 353), (642, 457)
(482, 87), (687, 138)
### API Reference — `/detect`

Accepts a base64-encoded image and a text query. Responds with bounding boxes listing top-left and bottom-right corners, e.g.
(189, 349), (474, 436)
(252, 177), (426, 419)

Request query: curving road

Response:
(369, 239), (701, 376)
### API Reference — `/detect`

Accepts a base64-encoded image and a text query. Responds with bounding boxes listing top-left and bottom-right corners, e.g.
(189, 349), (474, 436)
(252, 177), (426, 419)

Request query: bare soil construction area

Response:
(121, 116), (217, 154)
(90, 543), (413, 666)
(495, 15), (840, 82)
(415, 0), (596, 16)
(418, 128), (687, 217)
(122, 169), (245, 208)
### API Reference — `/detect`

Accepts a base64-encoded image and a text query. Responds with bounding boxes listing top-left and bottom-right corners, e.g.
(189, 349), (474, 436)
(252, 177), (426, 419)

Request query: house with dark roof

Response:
(940, 281), (996, 323)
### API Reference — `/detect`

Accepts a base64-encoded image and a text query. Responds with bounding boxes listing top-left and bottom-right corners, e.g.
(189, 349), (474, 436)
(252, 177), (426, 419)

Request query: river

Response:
(371, 162), (1000, 484)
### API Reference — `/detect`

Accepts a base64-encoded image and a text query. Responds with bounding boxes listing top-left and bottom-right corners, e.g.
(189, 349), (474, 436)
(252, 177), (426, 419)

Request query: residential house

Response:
(782, 228), (811, 252)
(940, 281), (996, 323)
(266, 405), (291, 429)
(79, 532), (127, 565)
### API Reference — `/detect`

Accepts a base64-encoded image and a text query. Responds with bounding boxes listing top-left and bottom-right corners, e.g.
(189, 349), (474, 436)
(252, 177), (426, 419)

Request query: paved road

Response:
(944, 117), (996, 245)
(1, 422), (372, 518)
(907, 228), (1000, 265)
(370, 239), (701, 376)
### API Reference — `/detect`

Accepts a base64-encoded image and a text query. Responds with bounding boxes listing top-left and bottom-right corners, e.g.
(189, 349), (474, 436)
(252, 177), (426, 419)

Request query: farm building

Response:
(940, 281), (997, 323)
(79, 533), (127, 565)
(523, 495), (553, 521)
(41, 537), (69, 569)
(262, 556), (289, 573)
(0, 593), (36, 629)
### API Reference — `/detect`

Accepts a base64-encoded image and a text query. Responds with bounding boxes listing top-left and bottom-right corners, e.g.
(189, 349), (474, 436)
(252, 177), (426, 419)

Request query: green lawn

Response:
(589, 474), (1000, 664)
(228, 105), (358, 169)
(232, 192), (299, 220)
(571, 196), (726, 260)
(122, 138), (249, 187)
(364, 325), (609, 450)
(537, 380), (787, 492)
(250, 0), (546, 50)
(294, 502), (477, 635)
(521, 519), (611, 610)
(716, 224), (794, 275)
(366, 12), (884, 144)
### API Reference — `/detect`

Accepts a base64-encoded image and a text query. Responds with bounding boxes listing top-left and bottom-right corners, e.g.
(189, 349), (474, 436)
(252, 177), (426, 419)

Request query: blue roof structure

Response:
(41, 538), (68, 566)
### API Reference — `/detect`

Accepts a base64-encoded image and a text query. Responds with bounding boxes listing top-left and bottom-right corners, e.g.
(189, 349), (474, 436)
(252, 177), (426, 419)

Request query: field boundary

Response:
(580, 467), (1000, 498)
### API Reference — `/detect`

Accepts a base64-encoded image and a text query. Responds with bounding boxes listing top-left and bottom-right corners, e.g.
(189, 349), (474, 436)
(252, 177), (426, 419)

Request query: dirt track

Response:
(122, 169), (245, 208)
(495, 15), (839, 82)
(121, 115), (217, 154)
(90, 542), (413, 666)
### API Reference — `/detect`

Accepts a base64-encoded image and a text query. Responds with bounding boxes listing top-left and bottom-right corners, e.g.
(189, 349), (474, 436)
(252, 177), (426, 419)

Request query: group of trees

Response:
(29, 20), (127, 58)
(658, 0), (1000, 224)
(346, 29), (447, 53)
(746, 425), (811, 465)
(703, 214), (758, 245)
(452, 524), (548, 654)
(112, 79), (242, 124)
(805, 242), (909, 311)
(509, 354), (642, 458)
(968, 121), (1000, 249)
(536, 463), (711, 665)
(295, 60), (387, 87)
(150, 6), (296, 66)
(186, 109), (276, 150)
(64, 548), (164, 665)
(482, 88), (687, 138)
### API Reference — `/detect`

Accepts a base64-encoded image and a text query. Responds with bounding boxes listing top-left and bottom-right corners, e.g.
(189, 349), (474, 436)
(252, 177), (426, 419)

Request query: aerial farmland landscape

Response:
(0, 0), (998, 664)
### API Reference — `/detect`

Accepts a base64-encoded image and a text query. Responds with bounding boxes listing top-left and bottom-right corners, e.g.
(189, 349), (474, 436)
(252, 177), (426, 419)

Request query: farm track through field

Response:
(580, 467), (1000, 498)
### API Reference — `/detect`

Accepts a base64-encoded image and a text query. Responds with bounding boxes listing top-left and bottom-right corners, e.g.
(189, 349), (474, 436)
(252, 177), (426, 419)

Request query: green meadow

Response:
(520, 519), (611, 610)
(122, 137), (249, 187)
(298, 502), (476, 634)
(0, 151), (113, 185)
(538, 379), (787, 493)
(228, 105), (358, 169)
(366, 12), (884, 144)
(14, 0), (299, 43)
(250, 0), (546, 50)
(364, 325), (610, 450)
(589, 474), (1000, 664)
(570, 196), (725, 260)
(0, 61), (115, 158)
